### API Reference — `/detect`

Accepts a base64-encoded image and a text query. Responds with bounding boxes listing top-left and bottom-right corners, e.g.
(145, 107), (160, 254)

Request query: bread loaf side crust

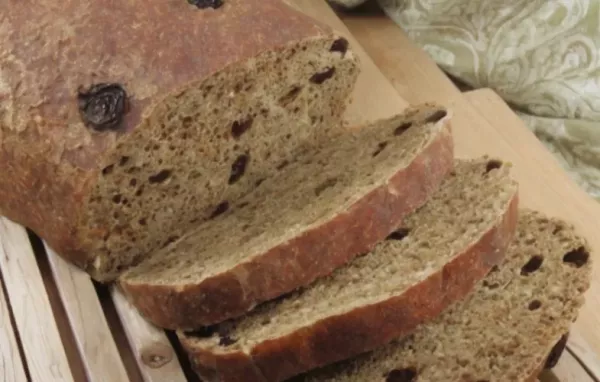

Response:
(119, 116), (455, 329)
(181, 191), (519, 382)
(0, 0), (341, 270)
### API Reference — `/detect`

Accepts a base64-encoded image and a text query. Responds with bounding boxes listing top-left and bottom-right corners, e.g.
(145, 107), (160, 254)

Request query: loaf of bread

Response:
(0, 0), (359, 281)
(296, 209), (592, 382)
(177, 157), (519, 382)
(118, 104), (454, 329)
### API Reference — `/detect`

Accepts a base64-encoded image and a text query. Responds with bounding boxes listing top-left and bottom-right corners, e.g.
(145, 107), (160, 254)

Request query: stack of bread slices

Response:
(0, 0), (592, 381)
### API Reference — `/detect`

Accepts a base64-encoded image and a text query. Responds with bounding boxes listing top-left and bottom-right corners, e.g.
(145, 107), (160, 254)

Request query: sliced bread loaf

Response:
(0, 0), (359, 281)
(118, 104), (454, 329)
(177, 157), (519, 382)
(295, 209), (592, 382)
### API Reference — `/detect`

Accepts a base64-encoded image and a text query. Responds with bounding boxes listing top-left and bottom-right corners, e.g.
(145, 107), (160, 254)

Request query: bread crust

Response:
(0, 0), (339, 271)
(119, 115), (455, 329)
(179, 188), (519, 382)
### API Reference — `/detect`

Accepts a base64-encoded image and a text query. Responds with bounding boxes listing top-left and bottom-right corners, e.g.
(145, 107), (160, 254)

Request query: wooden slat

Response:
(540, 350), (595, 382)
(44, 244), (130, 382)
(339, 12), (600, 374)
(0, 218), (73, 382)
(0, 268), (27, 382)
(111, 287), (187, 382)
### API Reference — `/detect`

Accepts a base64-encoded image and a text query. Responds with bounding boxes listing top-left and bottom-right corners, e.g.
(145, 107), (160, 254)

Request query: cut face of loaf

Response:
(297, 210), (592, 382)
(178, 158), (520, 382)
(0, 0), (359, 281)
(118, 104), (455, 329)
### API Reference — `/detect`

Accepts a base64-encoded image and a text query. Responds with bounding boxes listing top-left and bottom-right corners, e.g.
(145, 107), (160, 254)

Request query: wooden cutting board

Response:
(1, 1), (597, 381)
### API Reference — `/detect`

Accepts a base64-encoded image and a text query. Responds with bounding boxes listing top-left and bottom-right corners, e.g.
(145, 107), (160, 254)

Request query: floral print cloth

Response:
(336, 0), (600, 200)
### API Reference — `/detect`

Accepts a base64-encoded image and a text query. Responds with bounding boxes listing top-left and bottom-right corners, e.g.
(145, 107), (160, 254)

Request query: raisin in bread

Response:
(118, 104), (454, 329)
(296, 209), (592, 382)
(0, 0), (359, 281)
(177, 157), (519, 382)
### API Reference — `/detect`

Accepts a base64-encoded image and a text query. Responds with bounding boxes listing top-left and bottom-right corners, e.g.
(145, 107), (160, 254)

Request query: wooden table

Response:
(1, 1), (598, 381)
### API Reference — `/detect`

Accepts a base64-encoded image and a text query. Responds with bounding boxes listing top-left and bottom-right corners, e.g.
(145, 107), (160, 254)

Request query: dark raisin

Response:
(219, 336), (237, 346)
(231, 118), (254, 138)
(528, 300), (542, 310)
(188, 0), (223, 9)
(330, 38), (349, 56)
(544, 333), (569, 369)
(385, 367), (417, 382)
(279, 86), (303, 106)
(373, 141), (388, 157)
(394, 122), (412, 136)
(229, 154), (249, 184)
(485, 160), (503, 174)
(310, 67), (336, 84)
(148, 170), (172, 184)
(210, 201), (229, 219)
(563, 246), (589, 268)
(184, 326), (218, 338)
(386, 228), (410, 241)
(521, 256), (543, 275)
(315, 178), (338, 196)
(423, 109), (448, 124)
(77, 83), (129, 132)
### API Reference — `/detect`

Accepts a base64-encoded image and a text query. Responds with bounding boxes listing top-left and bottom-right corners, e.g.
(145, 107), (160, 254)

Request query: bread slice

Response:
(177, 157), (519, 382)
(295, 209), (592, 382)
(0, 0), (360, 281)
(118, 104), (455, 329)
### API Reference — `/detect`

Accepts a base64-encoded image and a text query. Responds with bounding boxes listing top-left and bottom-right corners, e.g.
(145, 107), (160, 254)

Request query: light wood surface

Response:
(0, 265), (27, 382)
(340, 11), (600, 378)
(0, 218), (73, 382)
(44, 244), (130, 382)
(541, 350), (595, 382)
(111, 287), (187, 382)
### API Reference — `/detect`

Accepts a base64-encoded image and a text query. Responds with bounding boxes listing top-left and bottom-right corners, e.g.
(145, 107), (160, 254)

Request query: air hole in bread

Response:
(386, 228), (410, 241)
(238, 202), (249, 209)
(552, 225), (564, 235)
(229, 154), (249, 184)
(563, 246), (589, 268)
(394, 122), (412, 136)
(119, 156), (130, 166)
(545, 334), (569, 369)
(210, 201), (230, 219)
(315, 178), (338, 196)
(330, 37), (349, 56)
(231, 118), (253, 138)
(163, 235), (180, 247)
(279, 86), (303, 106)
(112, 194), (122, 204)
(184, 326), (218, 338)
(138, 218), (147, 226)
(148, 169), (172, 184)
(482, 280), (500, 289)
(485, 160), (503, 174)
(219, 335), (237, 346)
(385, 367), (417, 382)
(373, 141), (388, 157)
(422, 109), (448, 124)
(276, 160), (289, 170)
(521, 256), (543, 276)
(310, 67), (336, 84)
(528, 300), (542, 310)
(102, 164), (114, 176)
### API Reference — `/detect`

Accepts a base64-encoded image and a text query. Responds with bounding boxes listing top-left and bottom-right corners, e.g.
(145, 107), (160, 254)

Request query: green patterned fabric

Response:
(346, 0), (600, 200)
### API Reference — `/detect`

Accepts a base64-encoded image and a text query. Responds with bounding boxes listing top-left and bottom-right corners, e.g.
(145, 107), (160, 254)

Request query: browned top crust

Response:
(0, 0), (335, 267)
